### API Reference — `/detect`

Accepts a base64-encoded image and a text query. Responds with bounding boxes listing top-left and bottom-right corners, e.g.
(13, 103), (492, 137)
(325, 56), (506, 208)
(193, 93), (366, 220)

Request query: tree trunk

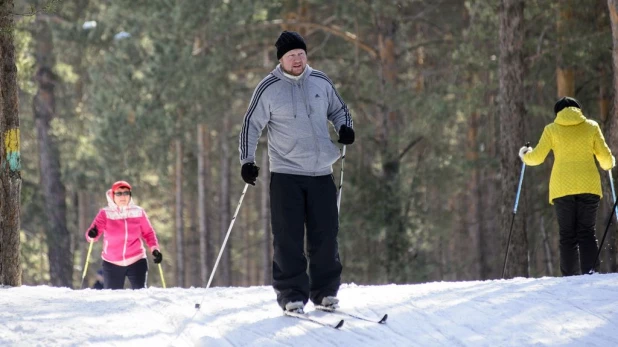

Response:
(499, 0), (529, 278)
(598, 80), (613, 273)
(598, 81), (615, 273)
(197, 124), (211, 287)
(479, 165), (497, 279)
(259, 48), (272, 286)
(244, 201), (252, 286)
(376, 16), (408, 284)
(466, 108), (481, 279)
(33, 17), (72, 287)
(478, 74), (498, 279)
(219, 115), (231, 285)
(540, 215), (554, 276)
(260, 147), (271, 285)
(0, 0), (22, 286)
(462, 71), (483, 280)
(556, 5), (575, 98)
(188, 185), (198, 287)
(556, 68), (575, 97)
(77, 190), (89, 284)
(607, 0), (618, 273)
(175, 138), (185, 287)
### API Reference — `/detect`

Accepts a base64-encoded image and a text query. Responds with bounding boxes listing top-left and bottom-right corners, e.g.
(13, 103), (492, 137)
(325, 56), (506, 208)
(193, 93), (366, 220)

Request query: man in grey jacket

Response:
(239, 31), (354, 313)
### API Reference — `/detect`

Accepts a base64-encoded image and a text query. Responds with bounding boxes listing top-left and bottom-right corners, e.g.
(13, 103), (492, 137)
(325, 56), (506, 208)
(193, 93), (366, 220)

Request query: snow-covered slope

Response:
(2, 274), (618, 346)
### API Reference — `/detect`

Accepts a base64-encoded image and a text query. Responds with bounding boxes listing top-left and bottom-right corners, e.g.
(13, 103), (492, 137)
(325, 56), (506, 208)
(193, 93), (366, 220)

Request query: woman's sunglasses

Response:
(114, 191), (132, 197)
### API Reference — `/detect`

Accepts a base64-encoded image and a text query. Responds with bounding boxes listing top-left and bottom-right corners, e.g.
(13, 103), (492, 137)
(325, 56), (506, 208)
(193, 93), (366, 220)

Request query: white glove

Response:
(519, 146), (532, 161)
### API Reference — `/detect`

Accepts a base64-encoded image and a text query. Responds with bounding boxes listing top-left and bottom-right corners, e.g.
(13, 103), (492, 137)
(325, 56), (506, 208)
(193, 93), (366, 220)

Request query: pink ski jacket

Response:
(85, 190), (160, 266)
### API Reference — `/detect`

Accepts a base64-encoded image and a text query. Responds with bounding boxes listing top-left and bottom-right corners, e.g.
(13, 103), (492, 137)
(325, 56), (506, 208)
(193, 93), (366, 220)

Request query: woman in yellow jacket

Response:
(520, 97), (615, 276)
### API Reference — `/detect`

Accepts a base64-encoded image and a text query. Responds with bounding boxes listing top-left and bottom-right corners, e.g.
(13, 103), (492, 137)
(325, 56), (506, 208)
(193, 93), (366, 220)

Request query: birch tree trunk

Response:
(0, 0), (22, 286)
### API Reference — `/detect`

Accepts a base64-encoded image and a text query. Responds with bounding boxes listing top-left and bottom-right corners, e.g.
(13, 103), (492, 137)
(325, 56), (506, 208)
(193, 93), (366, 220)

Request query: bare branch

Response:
(10, 0), (62, 17)
(204, 19), (379, 60)
(399, 136), (424, 161)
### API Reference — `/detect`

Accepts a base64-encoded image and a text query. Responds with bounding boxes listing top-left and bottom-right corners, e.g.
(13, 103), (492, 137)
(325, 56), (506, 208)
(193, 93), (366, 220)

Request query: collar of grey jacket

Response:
(274, 64), (312, 85)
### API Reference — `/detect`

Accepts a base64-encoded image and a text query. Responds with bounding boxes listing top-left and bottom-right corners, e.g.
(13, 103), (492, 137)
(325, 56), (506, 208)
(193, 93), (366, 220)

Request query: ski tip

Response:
(335, 319), (344, 329)
(379, 314), (388, 324)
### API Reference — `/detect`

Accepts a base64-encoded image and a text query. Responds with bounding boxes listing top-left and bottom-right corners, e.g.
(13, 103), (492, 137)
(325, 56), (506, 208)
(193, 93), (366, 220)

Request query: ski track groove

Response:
(417, 286), (527, 346)
(537, 288), (618, 345)
(336, 319), (381, 344)
(287, 317), (338, 346)
(382, 325), (410, 345)
(141, 291), (197, 346)
(317, 307), (402, 345)
(223, 311), (293, 347)
(352, 307), (410, 344)
(407, 302), (465, 347)
(538, 288), (611, 322)
(431, 298), (489, 346)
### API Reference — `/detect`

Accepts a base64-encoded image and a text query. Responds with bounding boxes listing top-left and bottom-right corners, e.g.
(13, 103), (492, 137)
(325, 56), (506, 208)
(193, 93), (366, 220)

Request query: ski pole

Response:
(195, 183), (249, 309)
(158, 263), (166, 288)
(502, 142), (529, 279)
(337, 145), (346, 213)
(80, 240), (94, 288)
(589, 170), (618, 274)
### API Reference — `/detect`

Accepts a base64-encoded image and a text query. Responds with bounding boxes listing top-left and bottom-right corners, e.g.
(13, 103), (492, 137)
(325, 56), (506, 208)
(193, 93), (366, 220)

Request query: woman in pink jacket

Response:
(85, 180), (162, 289)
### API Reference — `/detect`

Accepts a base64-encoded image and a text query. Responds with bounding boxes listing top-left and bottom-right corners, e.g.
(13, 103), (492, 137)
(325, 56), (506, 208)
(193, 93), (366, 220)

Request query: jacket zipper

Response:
(122, 214), (128, 262)
(299, 82), (320, 173)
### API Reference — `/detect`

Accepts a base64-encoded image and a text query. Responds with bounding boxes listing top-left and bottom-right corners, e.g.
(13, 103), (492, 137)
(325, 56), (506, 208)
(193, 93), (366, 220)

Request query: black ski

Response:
(315, 305), (388, 324)
(284, 310), (345, 329)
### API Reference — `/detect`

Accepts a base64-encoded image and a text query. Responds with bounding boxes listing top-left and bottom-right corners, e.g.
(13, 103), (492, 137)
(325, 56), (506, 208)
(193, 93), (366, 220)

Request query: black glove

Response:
(87, 226), (98, 238)
(241, 162), (260, 185)
(338, 125), (355, 145)
(152, 250), (163, 264)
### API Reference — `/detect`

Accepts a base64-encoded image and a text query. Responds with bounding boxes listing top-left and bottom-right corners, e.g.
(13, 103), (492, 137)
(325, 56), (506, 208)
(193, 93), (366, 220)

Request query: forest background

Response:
(3, 0), (618, 289)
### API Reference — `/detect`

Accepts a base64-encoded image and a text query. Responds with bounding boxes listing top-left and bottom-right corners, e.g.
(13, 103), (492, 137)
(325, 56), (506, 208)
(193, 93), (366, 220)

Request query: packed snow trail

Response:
(2, 275), (618, 346)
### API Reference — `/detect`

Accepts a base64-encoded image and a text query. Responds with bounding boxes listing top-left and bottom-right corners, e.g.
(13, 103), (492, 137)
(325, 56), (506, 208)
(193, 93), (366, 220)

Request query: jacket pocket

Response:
(317, 137), (341, 169)
(284, 137), (316, 170)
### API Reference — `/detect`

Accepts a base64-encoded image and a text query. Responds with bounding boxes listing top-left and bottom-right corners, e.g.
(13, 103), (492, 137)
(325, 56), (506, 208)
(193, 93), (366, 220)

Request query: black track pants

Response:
(102, 258), (148, 289)
(553, 193), (600, 276)
(270, 173), (342, 309)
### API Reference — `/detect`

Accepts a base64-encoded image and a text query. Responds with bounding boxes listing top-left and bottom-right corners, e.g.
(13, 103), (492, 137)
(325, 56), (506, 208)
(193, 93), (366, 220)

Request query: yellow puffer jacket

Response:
(522, 107), (615, 204)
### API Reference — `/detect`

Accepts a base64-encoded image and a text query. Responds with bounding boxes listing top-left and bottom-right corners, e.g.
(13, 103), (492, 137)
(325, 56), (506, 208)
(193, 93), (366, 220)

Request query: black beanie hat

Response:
(275, 31), (307, 60)
(554, 96), (581, 114)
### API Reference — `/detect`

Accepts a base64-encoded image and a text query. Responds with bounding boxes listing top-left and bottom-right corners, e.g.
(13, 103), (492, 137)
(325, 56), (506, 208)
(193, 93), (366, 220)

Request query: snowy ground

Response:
(2, 274), (618, 346)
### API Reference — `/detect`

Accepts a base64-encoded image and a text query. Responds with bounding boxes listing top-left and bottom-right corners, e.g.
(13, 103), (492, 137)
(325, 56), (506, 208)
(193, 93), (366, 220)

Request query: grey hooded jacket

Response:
(239, 64), (352, 176)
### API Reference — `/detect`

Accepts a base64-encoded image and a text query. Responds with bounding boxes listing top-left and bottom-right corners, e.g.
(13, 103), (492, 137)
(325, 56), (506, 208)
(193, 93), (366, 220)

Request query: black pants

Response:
(270, 173), (342, 310)
(553, 193), (600, 276)
(102, 258), (148, 289)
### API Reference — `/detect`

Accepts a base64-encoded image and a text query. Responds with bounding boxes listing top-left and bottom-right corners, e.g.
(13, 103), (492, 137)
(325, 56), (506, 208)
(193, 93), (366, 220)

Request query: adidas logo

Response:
(315, 94), (320, 98)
